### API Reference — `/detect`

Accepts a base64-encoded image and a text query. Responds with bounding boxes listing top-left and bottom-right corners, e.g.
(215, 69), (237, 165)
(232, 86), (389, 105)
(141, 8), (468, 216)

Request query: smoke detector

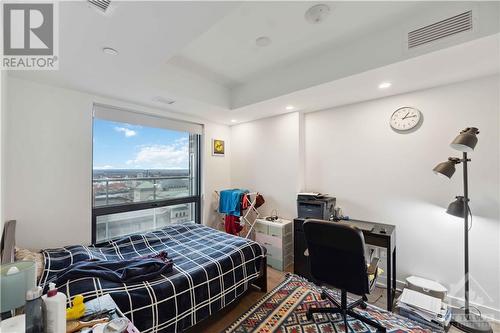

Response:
(305, 4), (330, 24)
(256, 36), (272, 47)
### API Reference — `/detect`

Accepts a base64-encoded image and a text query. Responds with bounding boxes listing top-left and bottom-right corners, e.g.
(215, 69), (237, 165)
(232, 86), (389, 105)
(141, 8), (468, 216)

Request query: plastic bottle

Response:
(25, 286), (44, 333)
(42, 282), (67, 333)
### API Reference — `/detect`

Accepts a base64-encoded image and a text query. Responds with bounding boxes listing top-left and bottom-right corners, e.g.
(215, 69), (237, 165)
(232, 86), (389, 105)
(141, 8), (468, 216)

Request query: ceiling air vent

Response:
(408, 10), (472, 49)
(87, 0), (111, 13)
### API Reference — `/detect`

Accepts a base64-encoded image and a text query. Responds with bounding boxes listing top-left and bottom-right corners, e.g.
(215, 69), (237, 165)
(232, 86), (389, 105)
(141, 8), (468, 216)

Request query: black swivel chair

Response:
(303, 219), (386, 333)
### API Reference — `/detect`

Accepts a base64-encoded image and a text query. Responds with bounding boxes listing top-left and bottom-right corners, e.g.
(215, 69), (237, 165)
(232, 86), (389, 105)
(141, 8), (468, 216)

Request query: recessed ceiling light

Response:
(153, 96), (175, 105)
(285, 105), (295, 111)
(231, 119), (237, 123)
(256, 36), (271, 47)
(378, 82), (392, 89)
(102, 47), (118, 56)
(305, 4), (331, 24)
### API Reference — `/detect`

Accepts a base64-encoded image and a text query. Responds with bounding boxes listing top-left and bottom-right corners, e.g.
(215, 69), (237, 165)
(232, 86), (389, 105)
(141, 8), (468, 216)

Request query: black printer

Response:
(297, 193), (336, 220)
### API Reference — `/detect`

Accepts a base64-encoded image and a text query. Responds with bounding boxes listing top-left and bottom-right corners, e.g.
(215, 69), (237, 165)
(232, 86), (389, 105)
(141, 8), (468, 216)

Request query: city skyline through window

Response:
(92, 116), (201, 242)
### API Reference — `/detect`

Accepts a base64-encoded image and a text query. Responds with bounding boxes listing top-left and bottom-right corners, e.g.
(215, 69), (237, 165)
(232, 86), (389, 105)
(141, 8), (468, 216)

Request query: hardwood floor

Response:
(187, 267), (500, 333)
(185, 267), (286, 333)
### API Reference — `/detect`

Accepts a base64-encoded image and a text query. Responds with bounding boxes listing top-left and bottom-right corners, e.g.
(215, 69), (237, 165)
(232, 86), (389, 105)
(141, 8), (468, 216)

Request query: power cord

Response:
(460, 305), (482, 318)
(466, 202), (473, 231)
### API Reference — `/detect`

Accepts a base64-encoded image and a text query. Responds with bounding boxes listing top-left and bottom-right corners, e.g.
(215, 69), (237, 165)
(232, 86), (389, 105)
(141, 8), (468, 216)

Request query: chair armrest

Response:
(304, 248), (309, 257)
(367, 257), (379, 276)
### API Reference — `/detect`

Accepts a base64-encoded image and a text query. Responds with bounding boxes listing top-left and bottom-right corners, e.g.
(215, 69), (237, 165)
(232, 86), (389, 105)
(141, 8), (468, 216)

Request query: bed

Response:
(39, 223), (266, 333)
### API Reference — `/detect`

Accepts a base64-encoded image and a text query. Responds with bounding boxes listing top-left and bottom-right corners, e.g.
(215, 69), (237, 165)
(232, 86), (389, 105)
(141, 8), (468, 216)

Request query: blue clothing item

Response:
(54, 255), (173, 285)
(219, 189), (247, 216)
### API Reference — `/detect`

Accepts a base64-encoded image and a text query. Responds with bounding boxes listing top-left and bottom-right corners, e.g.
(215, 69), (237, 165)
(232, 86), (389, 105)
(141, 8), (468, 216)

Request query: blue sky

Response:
(93, 119), (189, 170)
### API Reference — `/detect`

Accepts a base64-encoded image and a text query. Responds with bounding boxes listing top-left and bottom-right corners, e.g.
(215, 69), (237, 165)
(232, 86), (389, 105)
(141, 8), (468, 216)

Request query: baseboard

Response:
(375, 276), (500, 324)
(446, 294), (500, 324)
(375, 275), (406, 291)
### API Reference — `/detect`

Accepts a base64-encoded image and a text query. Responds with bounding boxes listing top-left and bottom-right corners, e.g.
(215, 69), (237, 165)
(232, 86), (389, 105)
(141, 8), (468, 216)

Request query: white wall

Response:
(305, 75), (500, 315)
(203, 123), (231, 229)
(4, 77), (231, 249)
(0, 71), (6, 230)
(231, 112), (302, 219)
(230, 75), (500, 317)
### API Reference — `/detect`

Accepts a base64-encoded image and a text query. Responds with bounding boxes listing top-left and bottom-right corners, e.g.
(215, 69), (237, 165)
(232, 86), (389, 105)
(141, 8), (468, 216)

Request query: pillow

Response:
(15, 247), (44, 282)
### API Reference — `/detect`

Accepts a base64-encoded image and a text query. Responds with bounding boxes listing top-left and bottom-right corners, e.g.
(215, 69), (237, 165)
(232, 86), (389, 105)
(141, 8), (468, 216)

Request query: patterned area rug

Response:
(224, 274), (431, 333)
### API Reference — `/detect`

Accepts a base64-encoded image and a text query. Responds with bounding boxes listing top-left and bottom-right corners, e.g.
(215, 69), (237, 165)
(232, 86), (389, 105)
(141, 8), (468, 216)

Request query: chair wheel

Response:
(320, 291), (327, 300)
(360, 302), (367, 310)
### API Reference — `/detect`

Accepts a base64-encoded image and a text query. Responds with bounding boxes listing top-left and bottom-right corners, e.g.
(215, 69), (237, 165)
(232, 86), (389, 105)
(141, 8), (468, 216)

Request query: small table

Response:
(346, 219), (397, 312)
(0, 314), (25, 332)
(81, 294), (139, 332)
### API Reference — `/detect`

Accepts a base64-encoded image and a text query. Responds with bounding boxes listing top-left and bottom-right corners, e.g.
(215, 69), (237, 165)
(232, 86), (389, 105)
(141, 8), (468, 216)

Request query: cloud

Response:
(94, 165), (114, 170)
(127, 138), (189, 169)
(114, 127), (137, 137)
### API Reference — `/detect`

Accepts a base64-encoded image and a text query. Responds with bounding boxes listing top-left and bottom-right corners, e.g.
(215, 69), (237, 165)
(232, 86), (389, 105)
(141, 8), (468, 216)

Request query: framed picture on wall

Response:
(212, 139), (225, 156)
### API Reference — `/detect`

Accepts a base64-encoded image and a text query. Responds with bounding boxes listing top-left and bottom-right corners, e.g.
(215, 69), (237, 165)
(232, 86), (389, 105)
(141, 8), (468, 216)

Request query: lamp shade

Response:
(446, 196), (468, 218)
(450, 127), (479, 152)
(0, 261), (36, 312)
(433, 159), (457, 179)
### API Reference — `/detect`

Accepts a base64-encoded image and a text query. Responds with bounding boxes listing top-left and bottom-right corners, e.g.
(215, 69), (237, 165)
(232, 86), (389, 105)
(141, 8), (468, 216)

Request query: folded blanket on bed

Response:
(55, 251), (173, 285)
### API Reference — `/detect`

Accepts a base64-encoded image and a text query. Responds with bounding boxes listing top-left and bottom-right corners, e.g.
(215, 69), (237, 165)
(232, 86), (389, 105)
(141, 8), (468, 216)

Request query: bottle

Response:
(42, 282), (67, 333)
(26, 286), (44, 333)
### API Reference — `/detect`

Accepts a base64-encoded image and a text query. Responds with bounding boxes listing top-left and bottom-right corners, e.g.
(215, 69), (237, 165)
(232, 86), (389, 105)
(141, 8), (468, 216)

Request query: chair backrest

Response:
(303, 219), (369, 296)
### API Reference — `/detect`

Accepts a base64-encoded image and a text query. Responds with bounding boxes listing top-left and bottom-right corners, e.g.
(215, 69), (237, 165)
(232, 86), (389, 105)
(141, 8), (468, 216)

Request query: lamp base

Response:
(451, 308), (492, 333)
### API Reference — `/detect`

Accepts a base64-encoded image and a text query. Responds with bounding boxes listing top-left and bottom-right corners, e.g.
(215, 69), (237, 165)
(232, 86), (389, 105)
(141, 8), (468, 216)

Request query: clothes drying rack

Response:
(214, 191), (261, 239)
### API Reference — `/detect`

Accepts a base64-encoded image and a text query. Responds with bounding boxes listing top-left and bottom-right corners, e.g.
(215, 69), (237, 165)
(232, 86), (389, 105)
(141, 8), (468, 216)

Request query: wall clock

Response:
(390, 107), (422, 132)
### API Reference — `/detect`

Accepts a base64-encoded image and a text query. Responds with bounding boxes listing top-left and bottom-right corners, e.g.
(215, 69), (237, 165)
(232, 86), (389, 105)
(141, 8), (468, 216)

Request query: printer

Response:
(297, 193), (336, 220)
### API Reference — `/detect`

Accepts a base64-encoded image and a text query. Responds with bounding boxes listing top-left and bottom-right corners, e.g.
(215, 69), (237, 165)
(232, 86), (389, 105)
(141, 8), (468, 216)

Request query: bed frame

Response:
(252, 255), (267, 292)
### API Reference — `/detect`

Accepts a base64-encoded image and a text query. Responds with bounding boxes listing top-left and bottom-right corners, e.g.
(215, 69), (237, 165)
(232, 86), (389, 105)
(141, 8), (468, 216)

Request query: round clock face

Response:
(390, 107), (422, 131)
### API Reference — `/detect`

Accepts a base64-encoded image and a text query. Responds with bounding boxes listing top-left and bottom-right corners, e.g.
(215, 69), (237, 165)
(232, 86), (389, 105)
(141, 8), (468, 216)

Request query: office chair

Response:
(303, 219), (386, 333)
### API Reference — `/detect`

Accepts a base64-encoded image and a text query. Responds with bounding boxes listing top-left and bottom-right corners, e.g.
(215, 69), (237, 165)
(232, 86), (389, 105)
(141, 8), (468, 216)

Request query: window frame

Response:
(91, 116), (202, 244)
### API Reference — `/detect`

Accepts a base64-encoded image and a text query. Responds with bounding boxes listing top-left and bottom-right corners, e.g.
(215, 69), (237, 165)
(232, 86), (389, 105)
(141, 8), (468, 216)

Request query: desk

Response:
(293, 218), (397, 311)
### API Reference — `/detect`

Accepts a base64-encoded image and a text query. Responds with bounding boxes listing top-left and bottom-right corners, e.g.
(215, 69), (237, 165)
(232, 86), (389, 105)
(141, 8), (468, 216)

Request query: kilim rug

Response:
(223, 274), (432, 333)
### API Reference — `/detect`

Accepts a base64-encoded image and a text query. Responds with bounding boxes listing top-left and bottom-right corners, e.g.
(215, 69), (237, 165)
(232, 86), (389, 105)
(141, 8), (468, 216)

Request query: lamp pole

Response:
(433, 127), (492, 333)
(462, 152), (469, 317)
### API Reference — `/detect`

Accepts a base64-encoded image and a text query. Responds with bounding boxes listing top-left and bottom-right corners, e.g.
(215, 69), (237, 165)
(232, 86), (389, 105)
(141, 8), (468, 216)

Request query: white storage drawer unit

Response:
(254, 218), (293, 271)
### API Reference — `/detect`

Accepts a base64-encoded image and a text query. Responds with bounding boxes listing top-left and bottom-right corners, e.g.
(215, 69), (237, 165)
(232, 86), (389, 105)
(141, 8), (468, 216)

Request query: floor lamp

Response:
(433, 127), (492, 333)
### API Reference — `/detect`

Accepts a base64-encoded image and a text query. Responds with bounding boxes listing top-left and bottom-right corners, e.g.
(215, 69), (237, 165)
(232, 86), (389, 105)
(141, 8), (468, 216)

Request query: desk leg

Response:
(392, 248), (397, 296)
(386, 247), (393, 311)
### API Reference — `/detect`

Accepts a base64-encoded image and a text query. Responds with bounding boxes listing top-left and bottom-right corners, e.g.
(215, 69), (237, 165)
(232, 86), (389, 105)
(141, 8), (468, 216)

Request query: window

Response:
(92, 105), (201, 243)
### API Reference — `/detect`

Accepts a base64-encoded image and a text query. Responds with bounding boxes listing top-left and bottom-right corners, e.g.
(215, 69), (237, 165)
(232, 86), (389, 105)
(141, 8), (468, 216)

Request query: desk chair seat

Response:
(303, 219), (386, 333)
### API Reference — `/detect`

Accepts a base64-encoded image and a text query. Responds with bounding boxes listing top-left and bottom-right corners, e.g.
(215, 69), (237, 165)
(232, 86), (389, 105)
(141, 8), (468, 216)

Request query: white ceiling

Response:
(172, 1), (426, 86)
(8, 1), (500, 125)
(228, 33), (500, 123)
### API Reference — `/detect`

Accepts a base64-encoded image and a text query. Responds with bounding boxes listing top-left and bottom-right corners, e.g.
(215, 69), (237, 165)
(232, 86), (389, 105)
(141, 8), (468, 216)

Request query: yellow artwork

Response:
(212, 139), (225, 156)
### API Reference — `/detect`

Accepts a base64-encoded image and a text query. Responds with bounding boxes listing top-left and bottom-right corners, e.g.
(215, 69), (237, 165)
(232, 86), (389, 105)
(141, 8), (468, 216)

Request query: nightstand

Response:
(254, 218), (293, 271)
(80, 294), (139, 332)
(1, 314), (25, 332)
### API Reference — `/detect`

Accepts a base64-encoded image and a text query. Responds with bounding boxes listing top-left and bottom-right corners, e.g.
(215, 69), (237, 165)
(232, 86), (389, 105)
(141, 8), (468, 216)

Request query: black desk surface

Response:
(294, 218), (396, 250)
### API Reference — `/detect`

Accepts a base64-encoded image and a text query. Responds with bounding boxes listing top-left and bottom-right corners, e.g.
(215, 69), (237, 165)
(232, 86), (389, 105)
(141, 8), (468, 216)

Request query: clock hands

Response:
(402, 114), (417, 120)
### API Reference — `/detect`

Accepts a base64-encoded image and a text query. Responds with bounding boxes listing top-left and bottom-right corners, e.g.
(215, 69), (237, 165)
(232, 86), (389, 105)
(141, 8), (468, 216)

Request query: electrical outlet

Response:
(365, 246), (379, 259)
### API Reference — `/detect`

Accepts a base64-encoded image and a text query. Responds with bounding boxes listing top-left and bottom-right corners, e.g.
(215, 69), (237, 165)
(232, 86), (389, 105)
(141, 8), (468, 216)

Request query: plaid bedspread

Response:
(40, 223), (265, 332)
